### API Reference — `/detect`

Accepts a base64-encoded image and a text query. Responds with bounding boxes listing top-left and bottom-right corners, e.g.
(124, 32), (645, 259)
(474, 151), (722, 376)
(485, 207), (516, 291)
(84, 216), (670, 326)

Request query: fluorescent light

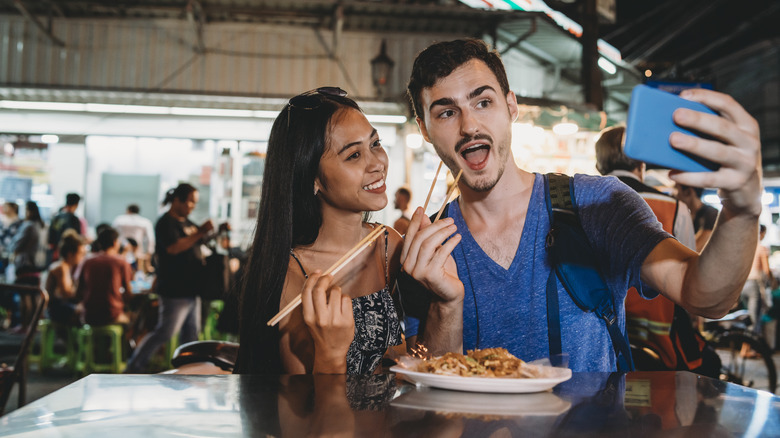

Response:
(41, 134), (59, 144)
(598, 57), (617, 75)
(552, 122), (578, 136)
(85, 103), (170, 115)
(0, 99), (404, 123)
(252, 110), (281, 119)
(1, 100), (86, 111)
(170, 107), (254, 117)
(365, 114), (407, 124)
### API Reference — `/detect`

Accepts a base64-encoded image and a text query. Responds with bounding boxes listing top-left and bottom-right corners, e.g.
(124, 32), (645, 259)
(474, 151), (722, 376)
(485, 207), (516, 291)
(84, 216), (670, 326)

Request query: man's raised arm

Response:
(641, 89), (762, 318)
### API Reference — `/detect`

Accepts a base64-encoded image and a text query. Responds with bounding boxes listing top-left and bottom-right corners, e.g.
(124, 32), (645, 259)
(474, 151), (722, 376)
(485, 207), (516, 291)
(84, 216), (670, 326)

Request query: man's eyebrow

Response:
(338, 128), (378, 155)
(428, 85), (497, 113)
(428, 97), (455, 113)
(468, 85), (495, 100)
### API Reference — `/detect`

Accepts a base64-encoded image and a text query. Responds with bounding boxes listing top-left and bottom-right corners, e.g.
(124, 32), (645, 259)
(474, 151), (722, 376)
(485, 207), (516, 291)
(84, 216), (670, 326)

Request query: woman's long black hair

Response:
(235, 92), (362, 374)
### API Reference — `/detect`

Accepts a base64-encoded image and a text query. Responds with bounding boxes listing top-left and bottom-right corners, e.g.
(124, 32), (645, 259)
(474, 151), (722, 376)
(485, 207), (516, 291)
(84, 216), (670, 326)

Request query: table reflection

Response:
(0, 372), (778, 437)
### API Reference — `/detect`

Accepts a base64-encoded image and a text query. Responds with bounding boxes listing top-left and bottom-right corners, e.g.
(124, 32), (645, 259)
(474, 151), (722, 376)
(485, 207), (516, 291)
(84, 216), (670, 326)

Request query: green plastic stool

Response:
(200, 300), (225, 341)
(76, 324), (126, 374)
(29, 319), (79, 373)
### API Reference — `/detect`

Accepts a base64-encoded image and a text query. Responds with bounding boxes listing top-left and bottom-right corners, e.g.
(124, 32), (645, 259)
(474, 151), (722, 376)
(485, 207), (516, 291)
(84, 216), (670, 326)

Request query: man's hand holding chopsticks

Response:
(401, 207), (465, 354)
(301, 270), (355, 374)
(401, 207), (463, 304)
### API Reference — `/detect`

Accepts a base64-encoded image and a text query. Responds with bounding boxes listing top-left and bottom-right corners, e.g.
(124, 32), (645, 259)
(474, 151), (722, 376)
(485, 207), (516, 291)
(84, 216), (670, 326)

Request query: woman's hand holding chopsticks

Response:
(300, 270), (355, 374)
(267, 225), (385, 326)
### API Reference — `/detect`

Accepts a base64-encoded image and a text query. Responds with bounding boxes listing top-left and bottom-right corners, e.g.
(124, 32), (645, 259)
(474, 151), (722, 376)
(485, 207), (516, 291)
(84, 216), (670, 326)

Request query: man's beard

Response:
(437, 134), (508, 193)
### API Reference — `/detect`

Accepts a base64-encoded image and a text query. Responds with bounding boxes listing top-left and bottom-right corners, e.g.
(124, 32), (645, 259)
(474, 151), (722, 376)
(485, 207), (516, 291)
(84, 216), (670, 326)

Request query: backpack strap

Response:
(544, 173), (634, 372)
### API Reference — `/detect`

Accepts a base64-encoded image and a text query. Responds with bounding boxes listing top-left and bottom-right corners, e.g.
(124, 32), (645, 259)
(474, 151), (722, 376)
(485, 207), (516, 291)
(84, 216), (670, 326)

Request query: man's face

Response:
(674, 184), (693, 208)
(416, 59), (518, 193)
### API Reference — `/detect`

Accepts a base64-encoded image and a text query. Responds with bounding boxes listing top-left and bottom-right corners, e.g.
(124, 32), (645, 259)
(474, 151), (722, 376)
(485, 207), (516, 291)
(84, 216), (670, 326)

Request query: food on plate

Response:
(418, 348), (543, 378)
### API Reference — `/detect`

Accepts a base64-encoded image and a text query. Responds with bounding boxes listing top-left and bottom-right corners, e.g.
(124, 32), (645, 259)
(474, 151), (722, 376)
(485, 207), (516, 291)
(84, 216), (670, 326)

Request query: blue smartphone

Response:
(624, 85), (720, 172)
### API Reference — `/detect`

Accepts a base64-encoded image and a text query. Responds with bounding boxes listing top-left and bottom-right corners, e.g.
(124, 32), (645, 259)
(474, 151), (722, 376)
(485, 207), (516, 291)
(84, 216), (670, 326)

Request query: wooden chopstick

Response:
(422, 161), (443, 212)
(266, 225), (386, 326)
(433, 169), (463, 222)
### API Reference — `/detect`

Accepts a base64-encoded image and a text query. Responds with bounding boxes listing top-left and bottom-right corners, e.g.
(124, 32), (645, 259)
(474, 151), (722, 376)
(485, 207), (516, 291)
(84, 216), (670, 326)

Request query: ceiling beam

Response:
(13, 0), (65, 48)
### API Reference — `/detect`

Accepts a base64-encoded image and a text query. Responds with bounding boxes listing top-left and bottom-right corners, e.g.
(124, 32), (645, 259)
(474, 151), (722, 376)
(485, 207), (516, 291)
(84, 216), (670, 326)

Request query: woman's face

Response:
(66, 244), (87, 266)
(315, 108), (389, 213)
(172, 190), (199, 217)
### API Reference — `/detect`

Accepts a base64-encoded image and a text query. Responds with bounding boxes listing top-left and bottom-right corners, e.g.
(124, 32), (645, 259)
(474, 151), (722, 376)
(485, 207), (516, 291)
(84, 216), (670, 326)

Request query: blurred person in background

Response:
(46, 229), (87, 326)
(675, 184), (718, 251)
(125, 183), (214, 373)
(6, 201), (45, 330)
(77, 227), (133, 326)
(113, 203), (155, 273)
(48, 193), (86, 260)
(393, 187), (413, 235)
(740, 224), (774, 357)
(235, 87), (404, 375)
(0, 202), (22, 272)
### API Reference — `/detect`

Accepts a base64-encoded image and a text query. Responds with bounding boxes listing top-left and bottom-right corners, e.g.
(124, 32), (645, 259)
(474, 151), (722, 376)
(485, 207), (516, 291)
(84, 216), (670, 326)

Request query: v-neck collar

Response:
(450, 174), (542, 275)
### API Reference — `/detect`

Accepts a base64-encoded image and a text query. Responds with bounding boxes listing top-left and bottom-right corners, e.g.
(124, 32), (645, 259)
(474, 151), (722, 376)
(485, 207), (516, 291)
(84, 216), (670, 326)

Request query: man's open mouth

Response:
(461, 143), (491, 167)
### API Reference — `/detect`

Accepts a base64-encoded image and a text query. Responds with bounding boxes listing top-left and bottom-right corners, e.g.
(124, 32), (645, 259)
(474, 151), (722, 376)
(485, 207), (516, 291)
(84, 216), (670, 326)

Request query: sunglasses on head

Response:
(287, 87), (348, 129)
(288, 86), (348, 111)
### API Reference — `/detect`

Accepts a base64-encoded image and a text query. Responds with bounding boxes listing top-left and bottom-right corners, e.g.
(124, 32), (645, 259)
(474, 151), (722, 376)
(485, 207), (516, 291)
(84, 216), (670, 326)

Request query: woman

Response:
(125, 183), (214, 373)
(45, 229), (87, 325)
(10, 201), (45, 286)
(6, 201), (45, 329)
(236, 87), (404, 374)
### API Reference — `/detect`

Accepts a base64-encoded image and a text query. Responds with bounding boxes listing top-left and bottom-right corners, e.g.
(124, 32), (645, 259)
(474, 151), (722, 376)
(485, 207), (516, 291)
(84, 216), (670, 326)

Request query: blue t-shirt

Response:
(405, 173), (671, 372)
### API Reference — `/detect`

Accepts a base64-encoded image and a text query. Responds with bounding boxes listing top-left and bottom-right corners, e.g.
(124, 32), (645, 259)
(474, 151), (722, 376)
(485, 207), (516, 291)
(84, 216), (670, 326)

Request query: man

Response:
(393, 187), (413, 235)
(595, 126), (719, 377)
(77, 227), (133, 326)
(675, 184), (719, 251)
(48, 193), (84, 259)
(112, 203), (155, 271)
(400, 39), (762, 371)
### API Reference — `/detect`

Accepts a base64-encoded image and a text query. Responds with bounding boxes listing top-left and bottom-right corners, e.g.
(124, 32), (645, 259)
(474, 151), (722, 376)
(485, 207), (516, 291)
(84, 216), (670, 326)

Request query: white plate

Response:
(392, 388), (572, 416)
(390, 365), (572, 394)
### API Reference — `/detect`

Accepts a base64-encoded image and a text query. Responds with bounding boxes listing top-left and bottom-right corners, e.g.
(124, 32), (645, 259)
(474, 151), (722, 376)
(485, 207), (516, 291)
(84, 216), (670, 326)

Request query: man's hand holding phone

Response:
(668, 88), (762, 218)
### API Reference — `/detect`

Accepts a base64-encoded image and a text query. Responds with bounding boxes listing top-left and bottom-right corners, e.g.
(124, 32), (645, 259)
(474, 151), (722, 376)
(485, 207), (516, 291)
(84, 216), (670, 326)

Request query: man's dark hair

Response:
(66, 193), (81, 206)
(127, 204), (140, 214)
(595, 126), (641, 175)
(97, 227), (119, 252)
(3, 202), (19, 215)
(396, 187), (411, 201)
(407, 39), (510, 120)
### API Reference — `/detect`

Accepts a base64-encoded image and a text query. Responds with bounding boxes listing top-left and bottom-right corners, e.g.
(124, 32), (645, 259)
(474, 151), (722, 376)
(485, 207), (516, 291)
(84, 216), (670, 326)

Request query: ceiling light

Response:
(41, 135), (59, 144)
(597, 57), (616, 75)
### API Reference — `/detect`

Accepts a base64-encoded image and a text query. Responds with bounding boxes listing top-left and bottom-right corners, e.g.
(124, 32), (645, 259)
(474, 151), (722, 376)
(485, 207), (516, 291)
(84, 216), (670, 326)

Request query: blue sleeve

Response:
(404, 315), (419, 338)
(574, 174), (672, 299)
